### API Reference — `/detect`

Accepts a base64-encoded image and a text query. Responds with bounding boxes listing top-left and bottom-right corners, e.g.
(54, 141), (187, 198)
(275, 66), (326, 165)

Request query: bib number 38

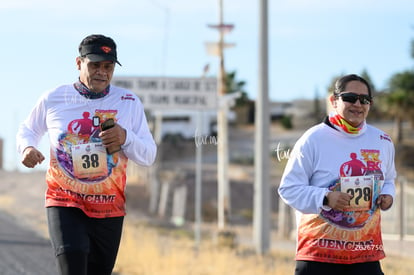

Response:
(81, 153), (100, 169)
(71, 143), (108, 179)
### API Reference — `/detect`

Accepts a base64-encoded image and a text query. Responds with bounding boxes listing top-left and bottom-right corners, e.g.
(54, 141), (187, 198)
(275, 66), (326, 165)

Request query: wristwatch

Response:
(323, 193), (329, 206)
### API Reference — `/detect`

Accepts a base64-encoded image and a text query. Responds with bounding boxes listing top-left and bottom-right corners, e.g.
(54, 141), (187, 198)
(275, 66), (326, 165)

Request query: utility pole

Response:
(206, 0), (234, 230)
(253, 0), (271, 254)
(216, 0), (230, 230)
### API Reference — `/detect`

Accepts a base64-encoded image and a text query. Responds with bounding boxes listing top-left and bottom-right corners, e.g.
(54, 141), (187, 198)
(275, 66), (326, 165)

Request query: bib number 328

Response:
(340, 176), (374, 211)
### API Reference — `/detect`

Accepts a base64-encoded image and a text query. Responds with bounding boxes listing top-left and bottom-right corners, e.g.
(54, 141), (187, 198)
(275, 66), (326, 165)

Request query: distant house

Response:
(233, 98), (327, 128)
(156, 110), (217, 140)
(270, 101), (293, 120)
(284, 98), (327, 128)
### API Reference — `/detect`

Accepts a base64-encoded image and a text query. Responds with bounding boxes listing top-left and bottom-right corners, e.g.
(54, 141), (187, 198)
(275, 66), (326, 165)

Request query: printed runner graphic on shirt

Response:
(296, 149), (386, 264)
(56, 110), (119, 183)
(321, 149), (383, 229)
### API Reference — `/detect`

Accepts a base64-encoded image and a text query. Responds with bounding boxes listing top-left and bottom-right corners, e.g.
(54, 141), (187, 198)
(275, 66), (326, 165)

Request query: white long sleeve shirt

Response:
(16, 84), (157, 218)
(278, 120), (396, 264)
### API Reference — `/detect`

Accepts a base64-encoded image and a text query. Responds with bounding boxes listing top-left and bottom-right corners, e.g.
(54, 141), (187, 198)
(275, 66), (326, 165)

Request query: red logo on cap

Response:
(101, 46), (112, 53)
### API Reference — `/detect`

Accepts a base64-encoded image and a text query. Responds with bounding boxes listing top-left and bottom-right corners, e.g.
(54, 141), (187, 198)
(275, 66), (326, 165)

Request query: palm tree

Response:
(224, 71), (249, 107)
(384, 71), (414, 143)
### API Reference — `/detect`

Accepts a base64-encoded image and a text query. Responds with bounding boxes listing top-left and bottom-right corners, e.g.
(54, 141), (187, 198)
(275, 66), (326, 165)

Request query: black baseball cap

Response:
(79, 34), (122, 66)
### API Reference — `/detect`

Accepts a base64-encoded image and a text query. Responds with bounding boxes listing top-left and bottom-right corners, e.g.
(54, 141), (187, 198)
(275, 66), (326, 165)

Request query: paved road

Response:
(0, 211), (57, 275)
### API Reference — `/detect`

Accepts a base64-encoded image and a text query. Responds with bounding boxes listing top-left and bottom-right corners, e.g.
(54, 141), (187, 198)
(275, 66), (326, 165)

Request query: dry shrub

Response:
(114, 219), (414, 275)
(114, 220), (294, 275)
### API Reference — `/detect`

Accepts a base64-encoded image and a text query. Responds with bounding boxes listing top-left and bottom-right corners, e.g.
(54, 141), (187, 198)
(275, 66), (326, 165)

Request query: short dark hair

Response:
(334, 74), (372, 97)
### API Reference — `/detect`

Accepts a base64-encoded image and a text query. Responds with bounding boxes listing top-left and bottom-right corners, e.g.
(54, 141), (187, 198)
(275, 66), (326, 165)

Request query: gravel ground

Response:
(0, 211), (57, 274)
(0, 170), (57, 274)
(0, 170), (49, 238)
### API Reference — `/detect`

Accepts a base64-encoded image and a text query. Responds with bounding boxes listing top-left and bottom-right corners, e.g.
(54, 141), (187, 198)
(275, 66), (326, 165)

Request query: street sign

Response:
(111, 76), (218, 110)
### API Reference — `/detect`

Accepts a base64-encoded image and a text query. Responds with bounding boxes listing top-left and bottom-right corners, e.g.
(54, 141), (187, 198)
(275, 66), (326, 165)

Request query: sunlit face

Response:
(76, 57), (115, 93)
(330, 80), (371, 127)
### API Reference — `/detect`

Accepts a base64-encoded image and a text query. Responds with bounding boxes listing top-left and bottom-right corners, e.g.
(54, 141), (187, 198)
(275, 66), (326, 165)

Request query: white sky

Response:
(1, 0), (414, 170)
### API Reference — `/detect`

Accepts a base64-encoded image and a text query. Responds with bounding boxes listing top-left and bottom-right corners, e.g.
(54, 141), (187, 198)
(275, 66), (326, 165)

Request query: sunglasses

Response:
(336, 92), (372, 105)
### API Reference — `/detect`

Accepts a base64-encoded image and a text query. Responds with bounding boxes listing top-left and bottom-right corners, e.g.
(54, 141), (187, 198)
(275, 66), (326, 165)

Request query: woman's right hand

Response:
(326, 191), (353, 211)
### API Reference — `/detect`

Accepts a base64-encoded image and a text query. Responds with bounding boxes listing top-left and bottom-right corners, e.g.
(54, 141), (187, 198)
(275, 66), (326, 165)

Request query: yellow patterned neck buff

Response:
(328, 112), (364, 135)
